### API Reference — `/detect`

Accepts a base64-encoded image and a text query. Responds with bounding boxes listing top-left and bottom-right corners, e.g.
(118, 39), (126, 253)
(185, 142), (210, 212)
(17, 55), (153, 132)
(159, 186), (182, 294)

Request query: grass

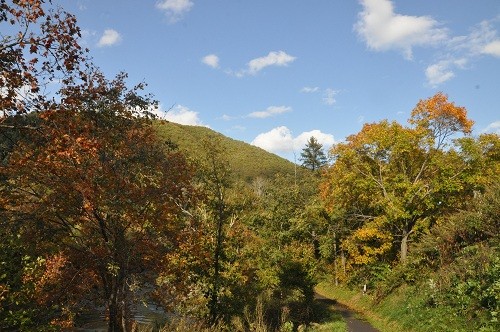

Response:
(315, 280), (405, 332)
(135, 294), (348, 332)
(372, 283), (496, 332)
(304, 297), (347, 332)
(315, 278), (497, 332)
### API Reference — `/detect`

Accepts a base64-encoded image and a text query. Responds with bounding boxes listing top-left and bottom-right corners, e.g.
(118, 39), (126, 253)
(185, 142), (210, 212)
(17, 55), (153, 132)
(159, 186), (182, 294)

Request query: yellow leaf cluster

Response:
(342, 222), (393, 266)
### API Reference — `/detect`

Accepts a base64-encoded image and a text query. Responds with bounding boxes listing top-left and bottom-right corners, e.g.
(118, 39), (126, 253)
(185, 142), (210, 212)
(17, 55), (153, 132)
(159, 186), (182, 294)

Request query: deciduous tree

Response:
(198, 136), (232, 324)
(1, 73), (196, 331)
(321, 93), (474, 267)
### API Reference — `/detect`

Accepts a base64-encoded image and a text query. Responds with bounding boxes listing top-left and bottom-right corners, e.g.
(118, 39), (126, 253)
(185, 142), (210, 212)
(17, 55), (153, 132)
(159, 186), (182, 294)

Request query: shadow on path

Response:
(314, 293), (380, 332)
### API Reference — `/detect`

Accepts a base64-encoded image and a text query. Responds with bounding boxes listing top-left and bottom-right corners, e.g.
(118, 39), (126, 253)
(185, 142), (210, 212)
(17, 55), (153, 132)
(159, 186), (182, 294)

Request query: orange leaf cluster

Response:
(410, 92), (474, 138)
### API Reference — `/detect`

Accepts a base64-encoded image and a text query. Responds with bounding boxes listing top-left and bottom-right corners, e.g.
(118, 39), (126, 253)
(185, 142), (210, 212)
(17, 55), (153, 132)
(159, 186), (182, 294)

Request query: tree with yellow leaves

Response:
(321, 93), (475, 268)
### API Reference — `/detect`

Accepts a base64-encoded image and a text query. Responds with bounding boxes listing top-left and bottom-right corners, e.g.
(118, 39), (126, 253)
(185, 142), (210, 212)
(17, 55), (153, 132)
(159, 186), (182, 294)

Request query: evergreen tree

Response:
(300, 136), (328, 171)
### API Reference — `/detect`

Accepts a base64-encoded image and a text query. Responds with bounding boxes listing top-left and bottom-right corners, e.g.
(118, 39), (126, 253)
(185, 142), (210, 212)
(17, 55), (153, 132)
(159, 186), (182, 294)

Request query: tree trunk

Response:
(334, 262), (338, 286)
(333, 232), (338, 286)
(209, 200), (225, 324)
(107, 267), (128, 332)
(107, 286), (127, 331)
(121, 279), (128, 332)
(108, 296), (122, 332)
(400, 232), (409, 263)
(341, 250), (346, 275)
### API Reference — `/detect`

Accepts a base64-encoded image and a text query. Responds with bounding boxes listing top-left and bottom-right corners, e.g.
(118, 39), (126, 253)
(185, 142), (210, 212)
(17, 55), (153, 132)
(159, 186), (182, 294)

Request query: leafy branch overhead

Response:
(0, 0), (90, 119)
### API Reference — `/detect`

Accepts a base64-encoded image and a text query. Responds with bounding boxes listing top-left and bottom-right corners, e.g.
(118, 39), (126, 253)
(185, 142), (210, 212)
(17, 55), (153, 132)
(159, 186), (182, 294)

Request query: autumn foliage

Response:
(409, 92), (474, 147)
(320, 92), (497, 279)
(1, 2), (498, 331)
(322, 93), (467, 266)
(1, 71), (202, 330)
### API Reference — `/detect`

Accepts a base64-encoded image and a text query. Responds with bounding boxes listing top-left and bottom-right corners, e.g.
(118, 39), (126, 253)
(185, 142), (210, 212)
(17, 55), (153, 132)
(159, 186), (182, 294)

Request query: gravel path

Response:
(314, 293), (380, 332)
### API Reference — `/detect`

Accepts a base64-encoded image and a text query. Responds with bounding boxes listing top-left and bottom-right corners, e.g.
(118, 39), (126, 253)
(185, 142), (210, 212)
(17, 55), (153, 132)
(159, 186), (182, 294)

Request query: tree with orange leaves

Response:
(1, 2), (203, 330)
(1, 71), (198, 331)
(0, 1), (205, 329)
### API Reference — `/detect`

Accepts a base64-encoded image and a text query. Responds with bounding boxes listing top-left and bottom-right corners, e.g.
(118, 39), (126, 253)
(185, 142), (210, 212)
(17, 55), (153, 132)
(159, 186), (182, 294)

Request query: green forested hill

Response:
(155, 120), (301, 182)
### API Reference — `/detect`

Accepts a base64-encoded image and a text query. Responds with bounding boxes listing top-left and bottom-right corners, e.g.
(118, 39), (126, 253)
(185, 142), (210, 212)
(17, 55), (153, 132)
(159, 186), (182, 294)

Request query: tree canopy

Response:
(0, 72), (200, 330)
(321, 93), (477, 267)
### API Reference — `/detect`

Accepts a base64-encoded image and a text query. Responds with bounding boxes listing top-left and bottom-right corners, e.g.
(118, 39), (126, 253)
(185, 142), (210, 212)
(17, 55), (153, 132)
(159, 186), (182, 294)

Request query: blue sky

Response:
(62, 0), (499, 161)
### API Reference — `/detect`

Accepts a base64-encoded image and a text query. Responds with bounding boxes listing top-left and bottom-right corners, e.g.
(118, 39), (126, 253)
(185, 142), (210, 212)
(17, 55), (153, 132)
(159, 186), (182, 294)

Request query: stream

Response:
(72, 303), (169, 331)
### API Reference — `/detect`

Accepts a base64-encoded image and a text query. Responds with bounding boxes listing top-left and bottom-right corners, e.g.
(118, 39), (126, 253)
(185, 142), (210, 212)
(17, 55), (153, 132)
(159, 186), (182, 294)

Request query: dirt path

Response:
(314, 293), (380, 332)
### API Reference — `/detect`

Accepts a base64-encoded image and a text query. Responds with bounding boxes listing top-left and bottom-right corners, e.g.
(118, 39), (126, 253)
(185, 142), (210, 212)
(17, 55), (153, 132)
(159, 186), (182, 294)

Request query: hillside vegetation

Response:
(155, 121), (299, 182)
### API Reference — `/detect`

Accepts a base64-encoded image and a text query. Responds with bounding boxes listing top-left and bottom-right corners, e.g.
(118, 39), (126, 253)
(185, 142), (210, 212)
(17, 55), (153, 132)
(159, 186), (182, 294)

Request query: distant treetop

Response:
(300, 136), (328, 171)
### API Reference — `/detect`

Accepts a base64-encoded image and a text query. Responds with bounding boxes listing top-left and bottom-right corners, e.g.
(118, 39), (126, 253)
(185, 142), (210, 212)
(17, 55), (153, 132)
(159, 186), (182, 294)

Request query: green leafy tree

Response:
(300, 136), (328, 171)
(243, 173), (320, 327)
(197, 136), (232, 324)
(189, 136), (262, 325)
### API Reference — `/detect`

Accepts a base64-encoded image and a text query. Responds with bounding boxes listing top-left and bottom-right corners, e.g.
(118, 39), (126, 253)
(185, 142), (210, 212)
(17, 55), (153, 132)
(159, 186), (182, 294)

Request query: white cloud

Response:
(354, 0), (447, 59)
(97, 29), (122, 47)
(301, 87), (341, 105)
(449, 20), (498, 56)
(295, 130), (336, 151)
(202, 54), (220, 68)
(482, 40), (500, 57)
(226, 51), (296, 77)
(425, 61), (455, 87)
(248, 106), (292, 119)
(425, 19), (500, 86)
(248, 51), (296, 74)
(454, 58), (468, 69)
(242, 51), (296, 76)
(301, 86), (320, 93)
(251, 126), (335, 155)
(355, 3), (499, 86)
(153, 104), (206, 126)
(156, 0), (194, 23)
(425, 57), (469, 87)
(251, 126), (294, 153)
(482, 121), (500, 134)
(221, 114), (235, 121)
(323, 88), (338, 105)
